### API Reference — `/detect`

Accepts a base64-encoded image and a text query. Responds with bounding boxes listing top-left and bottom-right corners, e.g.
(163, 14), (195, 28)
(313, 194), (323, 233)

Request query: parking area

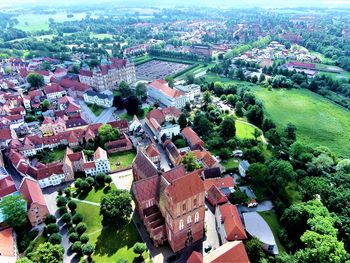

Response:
(136, 59), (190, 81)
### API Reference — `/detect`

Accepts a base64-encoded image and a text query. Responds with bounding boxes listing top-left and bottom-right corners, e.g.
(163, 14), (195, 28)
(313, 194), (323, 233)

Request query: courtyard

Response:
(136, 59), (190, 81)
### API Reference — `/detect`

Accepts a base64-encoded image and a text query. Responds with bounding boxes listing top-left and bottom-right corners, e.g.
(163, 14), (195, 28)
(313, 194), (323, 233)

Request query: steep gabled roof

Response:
(132, 151), (158, 180)
(218, 203), (247, 241)
(19, 177), (47, 207)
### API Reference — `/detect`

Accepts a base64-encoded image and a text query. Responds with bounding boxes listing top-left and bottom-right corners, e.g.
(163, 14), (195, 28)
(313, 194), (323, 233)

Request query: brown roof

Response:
(83, 162), (96, 170)
(0, 128), (12, 141)
(149, 79), (185, 98)
(204, 177), (235, 192)
(108, 119), (129, 130)
(0, 176), (17, 198)
(19, 177), (47, 207)
(60, 79), (91, 92)
(182, 127), (204, 147)
(162, 166), (186, 183)
(203, 241), (250, 263)
(0, 228), (15, 257)
(94, 147), (107, 160)
(187, 251), (203, 263)
(26, 162), (64, 180)
(218, 203), (247, 241)
(165, 169), (204, 204)
(132, 151), (158, 180)
(206, 185), (228, 206)
(44, 83), (65, 94)
(145, 144), (160, 158)
(133, 175), (160, 202)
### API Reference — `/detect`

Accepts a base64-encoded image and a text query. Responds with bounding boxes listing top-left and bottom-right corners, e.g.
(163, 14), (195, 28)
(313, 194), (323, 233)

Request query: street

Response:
(203, 202), (220, 254)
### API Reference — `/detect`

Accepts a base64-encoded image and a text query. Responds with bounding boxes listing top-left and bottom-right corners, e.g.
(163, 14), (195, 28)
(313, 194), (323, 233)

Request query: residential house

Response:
(0, 228), (17, 263)
(215, 203), (247, 243)
(106, 133), (133, 154)
(147, 80), (187, 109)
(145, 144), (161, 164)
(0, 173), (17, 199)
(109, 119), (130, 134)
(19, 177), (49, 226)
(43, 83), (66, 101)
(129, 115), (142, 133)
(57, 96), (81, 116)
(163, 140), (181, 167)
(59, 79), (92, 99)
(239, 160), (250, 177)
(40, 117), (66, 136)
(83, 147), (110, 177)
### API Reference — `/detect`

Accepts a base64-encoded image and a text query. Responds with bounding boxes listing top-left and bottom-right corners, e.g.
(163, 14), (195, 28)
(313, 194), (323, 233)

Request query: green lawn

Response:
(120, 107), (151, 121)
(87, 103), (105, 116)
(36, 148), (66, 164)
(76, 184), (116, 203)
(76, 202), (151, 262)
(253, 88), (350, 157)
(258, 211), (286, 254)
(222, 158), (239, 171)
(90, 33), (114, 39)
(109, 150), (136, 171)
(236, 121), (256, 139)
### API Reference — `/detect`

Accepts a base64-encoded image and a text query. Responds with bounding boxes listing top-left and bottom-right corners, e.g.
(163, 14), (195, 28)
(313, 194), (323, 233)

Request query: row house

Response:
(59, 78), (92, 99)
(181, 127), (205, 150)
(79, 59), (136, 91)
(82, 147), (110, 177)
(40, 116), (66, 136)
(147, 80), (187, 109)
(43, 83), (66, 101)
(145, 107), (181, 142)
(106, 133), (133, 154)
(26, 162), (66, 188)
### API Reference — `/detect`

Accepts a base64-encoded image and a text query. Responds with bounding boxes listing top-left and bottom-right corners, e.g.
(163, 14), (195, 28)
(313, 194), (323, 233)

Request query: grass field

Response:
(109, 150), (136, 171)
(87, 103), (104, 116)
(236, 121), (256, 139)
(120, 107), (151, 121)
(76, 184), (116, 203)
(258, 211), (286, 254)
(36, 148), (66, 164)
(253, 88), (350, 157)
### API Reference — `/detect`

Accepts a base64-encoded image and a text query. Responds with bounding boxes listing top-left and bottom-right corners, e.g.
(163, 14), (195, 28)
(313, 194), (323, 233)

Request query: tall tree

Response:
(203, 91), (212, 106)
(124, 95), (140, 116)
(135, 82), (147, 99)
(0, 195), (27, 228)
(98, 124), (120, 146)
(100, 189), (132, 226)
(119, 81), (132, 97)
(30, 243), (64, 263)
(181, 151), (201, 172)
(164, 76), (174, 87)
(27, 73), (44, 87)
(220, 116), (236, 140)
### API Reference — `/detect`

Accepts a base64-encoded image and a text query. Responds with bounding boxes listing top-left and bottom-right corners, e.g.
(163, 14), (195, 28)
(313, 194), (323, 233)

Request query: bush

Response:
(76, 222), (87, 235)
(72, 213), (83, 225)
(67, 200), (77, 211)
(86, 176), (95, 186)
(72, 241), (82, 254)
(80, 180), (91, 192)
(56, 196), (67, 207)
(133, 242), (146, 258)
(80, 234), (89, 244)
(68, 232), (79, 243)
(61, 213), (71, 224)
(82, 243), (94, 256)
(96, 173), (106, 186)
(104, 176), (112, 184)
(45, 214), (57, 225)
(64, 188), (71, 198)
(48, 233), (62, 245)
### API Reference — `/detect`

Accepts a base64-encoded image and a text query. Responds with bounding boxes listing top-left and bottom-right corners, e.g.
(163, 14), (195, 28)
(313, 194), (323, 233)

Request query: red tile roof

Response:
(94, 147), (107, 160)
(0, 128), (12, 141)
(218, 203), (247, 241)
(162, 165), (186, 183)
(133, 175), (160, 202)
(149, 79), (185, 98)
(187, 251), (203, 263)
(0, 228), (15, 257)
(204, 177), (235, 192)
(44, 83), (65, 94)
(0, 176), (17, 198)
(203, 241), (249, 263)
(182, 127), (204, 148)
(145, 144), (160, 158)
(19, 177), (47, 207)
(206, 185), (228, 207)
(59, 79), (91, 92)
(166, 169), (204, 203)
(83, 162), (96, 170)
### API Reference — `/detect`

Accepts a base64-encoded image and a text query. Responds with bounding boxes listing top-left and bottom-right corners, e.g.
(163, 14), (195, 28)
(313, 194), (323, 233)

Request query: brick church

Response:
(132, 151), (205, 252)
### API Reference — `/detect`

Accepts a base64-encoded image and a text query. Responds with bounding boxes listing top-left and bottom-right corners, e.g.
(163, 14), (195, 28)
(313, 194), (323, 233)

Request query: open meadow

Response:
(253, 87), (350, 157)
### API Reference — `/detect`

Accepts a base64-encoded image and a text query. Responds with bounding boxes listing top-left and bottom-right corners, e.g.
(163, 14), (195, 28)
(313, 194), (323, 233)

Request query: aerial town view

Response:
(0, 0), (350, 262)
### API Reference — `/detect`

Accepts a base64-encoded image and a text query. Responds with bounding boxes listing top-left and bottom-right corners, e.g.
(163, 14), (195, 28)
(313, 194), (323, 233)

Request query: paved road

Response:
(2, 151), (24, 188)
(238, 200), (274, 214)
(203, 202), (220, 254)
(141, 120), (171, 172)
(78, 99), (116, 124)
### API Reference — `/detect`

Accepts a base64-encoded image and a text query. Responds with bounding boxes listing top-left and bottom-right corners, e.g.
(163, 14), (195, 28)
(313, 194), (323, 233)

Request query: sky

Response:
(1, 0), (350, 8)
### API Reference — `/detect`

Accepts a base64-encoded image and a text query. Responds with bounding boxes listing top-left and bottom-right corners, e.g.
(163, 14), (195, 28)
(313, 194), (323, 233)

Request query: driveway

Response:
(238, 200), (274, 213)
(203, 202), (220, 254)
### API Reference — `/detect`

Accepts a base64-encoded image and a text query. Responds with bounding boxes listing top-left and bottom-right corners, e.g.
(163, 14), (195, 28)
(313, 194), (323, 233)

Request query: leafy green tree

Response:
(135, 82), (147, 99)
(246, 105), (264, 127)
(253, 129), (262, 140)
(164, 76), (174, 87)
(41, 99), (50, 110)
(27, 73), (44, 87)
(227, 94), (238, 106)
(16, 257), (34, 263)
(178, 114), (188, 129)
(248, 163), (268, 184)
(68, 232), (79, 243)
(61, 213), (71, 224)
(76, 222), (87, 235)
(72, 241), (82, 254)
(100, 189), (132, 226)
(104, 176), (112, 185)
(98, 124), (120, 146)
(262, 118), (276, 132)
(174, 139), (186, 148)
(45, 223), (59, 235)
(67, 200), (77, 212)
(82, 243), (94, 257)
(80, 234), (89, 244)
(119, 81), (132, 97)
(133, 242), (147, 258)
(220, 116), (236, 140)
(30, 242), (64, 263)
(336, 159), (350, 173)
(259, 73), (266, 83)
(245, 147), (265, 164)
(0, 195), (27, 228)
(268, 160), (295, 191)
(95, 173), (106, 186)
(235, 101), (244, 117)
(56, 196), (67, 208)
(203, 91), (212, 105)
(48, 233), (62, 245)
(72, 213), (83, 225)
(45, 214), (57, 225)
(245, 237), (266, 262)
(185, 73), (195, 84)
(193, 114), (213, 137)
(229, 190), (249, 204)
(124, 95), (140, 116)
(181, 152), (201, 172)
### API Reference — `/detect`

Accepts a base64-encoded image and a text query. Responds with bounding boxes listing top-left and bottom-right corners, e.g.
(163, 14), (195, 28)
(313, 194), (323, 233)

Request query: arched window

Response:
(179, 219), (184, 231)
(187, 215), (192, 225)
(195, 212), (199, 223)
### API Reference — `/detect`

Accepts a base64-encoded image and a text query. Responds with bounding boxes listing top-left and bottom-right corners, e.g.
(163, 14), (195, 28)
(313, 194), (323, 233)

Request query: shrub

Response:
(76, 222), (87, 235)
(72, 241), (82, 254)
(72, 213), (83, 225)
(45, 223), (59, 235)
(80, 234), (89, 244)
(56, 196), (67, 207)
(67, 200), (77, 211)
(45, 214), (57, 225)
(61, 213), (71, 224)
(68, 232), (79, 243)
(64, 188), (71, 198)
(96, 173), (106, 186)
(86, 176), (95, 186)
(104, 176), (112, 184)
(48, 233), (62, 245)
(58, 206), (68, 216)
(82, 243), (94, 256)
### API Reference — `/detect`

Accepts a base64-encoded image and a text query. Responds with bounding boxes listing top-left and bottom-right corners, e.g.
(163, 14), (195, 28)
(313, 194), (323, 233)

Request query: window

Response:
(179, 219), (184, 231)
(194, 198), (197, 207)
(182, 203), (186, 212)
(187, 216), (192, 225)
(195, 212), (199, 223)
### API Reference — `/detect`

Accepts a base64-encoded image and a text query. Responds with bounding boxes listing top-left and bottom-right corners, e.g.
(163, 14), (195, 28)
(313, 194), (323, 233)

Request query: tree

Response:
(100, 189), (132, 226)
(262, 118), (276, 132)
(245, 147), (265, 164)
(268, 160), (296, 191)
(41, 99), (50, 110)
(203, 91), (212, 105)
(284, 123), (297, 142)
(124, 95), (140, 116)
(45, 223), (59, 235)
(229, 190), (249, 204)
(104, 176), (112, 185)
(253, 129), (262, 140)
(245, 237), (266, 262)
(72, 213), (83, 225)
(0, 195), (27, 228)
(67, 200), (77, 212)
(31, 242), (64, 263)
(82, 243), (94, 257)
(80, 234), (89, 244)
(72, 241), (82, 254)
(80, 180), (91, 192)
(178, 114), (187, 129)
(133, 242), (146, 258)
(68, 232), (79, 243)
(220, 116), (236, 140)
(56, 196), (67, 208)
(227, 94), (238, 106)
(27, 73), (44, 87)
(181, 151), (201, 172)
(119, 81), (132, 97)
(98, 124), (120, 146)
(16, 257), (33, 263)
(259, 73), (266, 83)
(76, 222), (87, 235)
(48, 233), (62, 245)
(164, 76), (174, 87)
(45, 214), (57, 225)
(235, 101), (244, 117)
(246, 105), (264, 127)
(336, 159), (350, 173)
(61, 213), (72, 224)
(174, 139), (186, 148)
(116, 259), (128, 263)
(135, 82), (147, 99)
(96, 173), (106, 186)
(248, 163), (268, 184)
(193, 114), (213, 137)
(75, 178), (83, 189)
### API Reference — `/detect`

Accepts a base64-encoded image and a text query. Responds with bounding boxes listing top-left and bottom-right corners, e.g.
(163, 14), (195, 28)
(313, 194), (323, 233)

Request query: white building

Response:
(83, 147), (110, 176)
(174, 84), (201, 102)
(83, 90), (113, 108)
(43, 84), (66, 101)
(239, 160), (250, 177)
(147, 80), (187, 109)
